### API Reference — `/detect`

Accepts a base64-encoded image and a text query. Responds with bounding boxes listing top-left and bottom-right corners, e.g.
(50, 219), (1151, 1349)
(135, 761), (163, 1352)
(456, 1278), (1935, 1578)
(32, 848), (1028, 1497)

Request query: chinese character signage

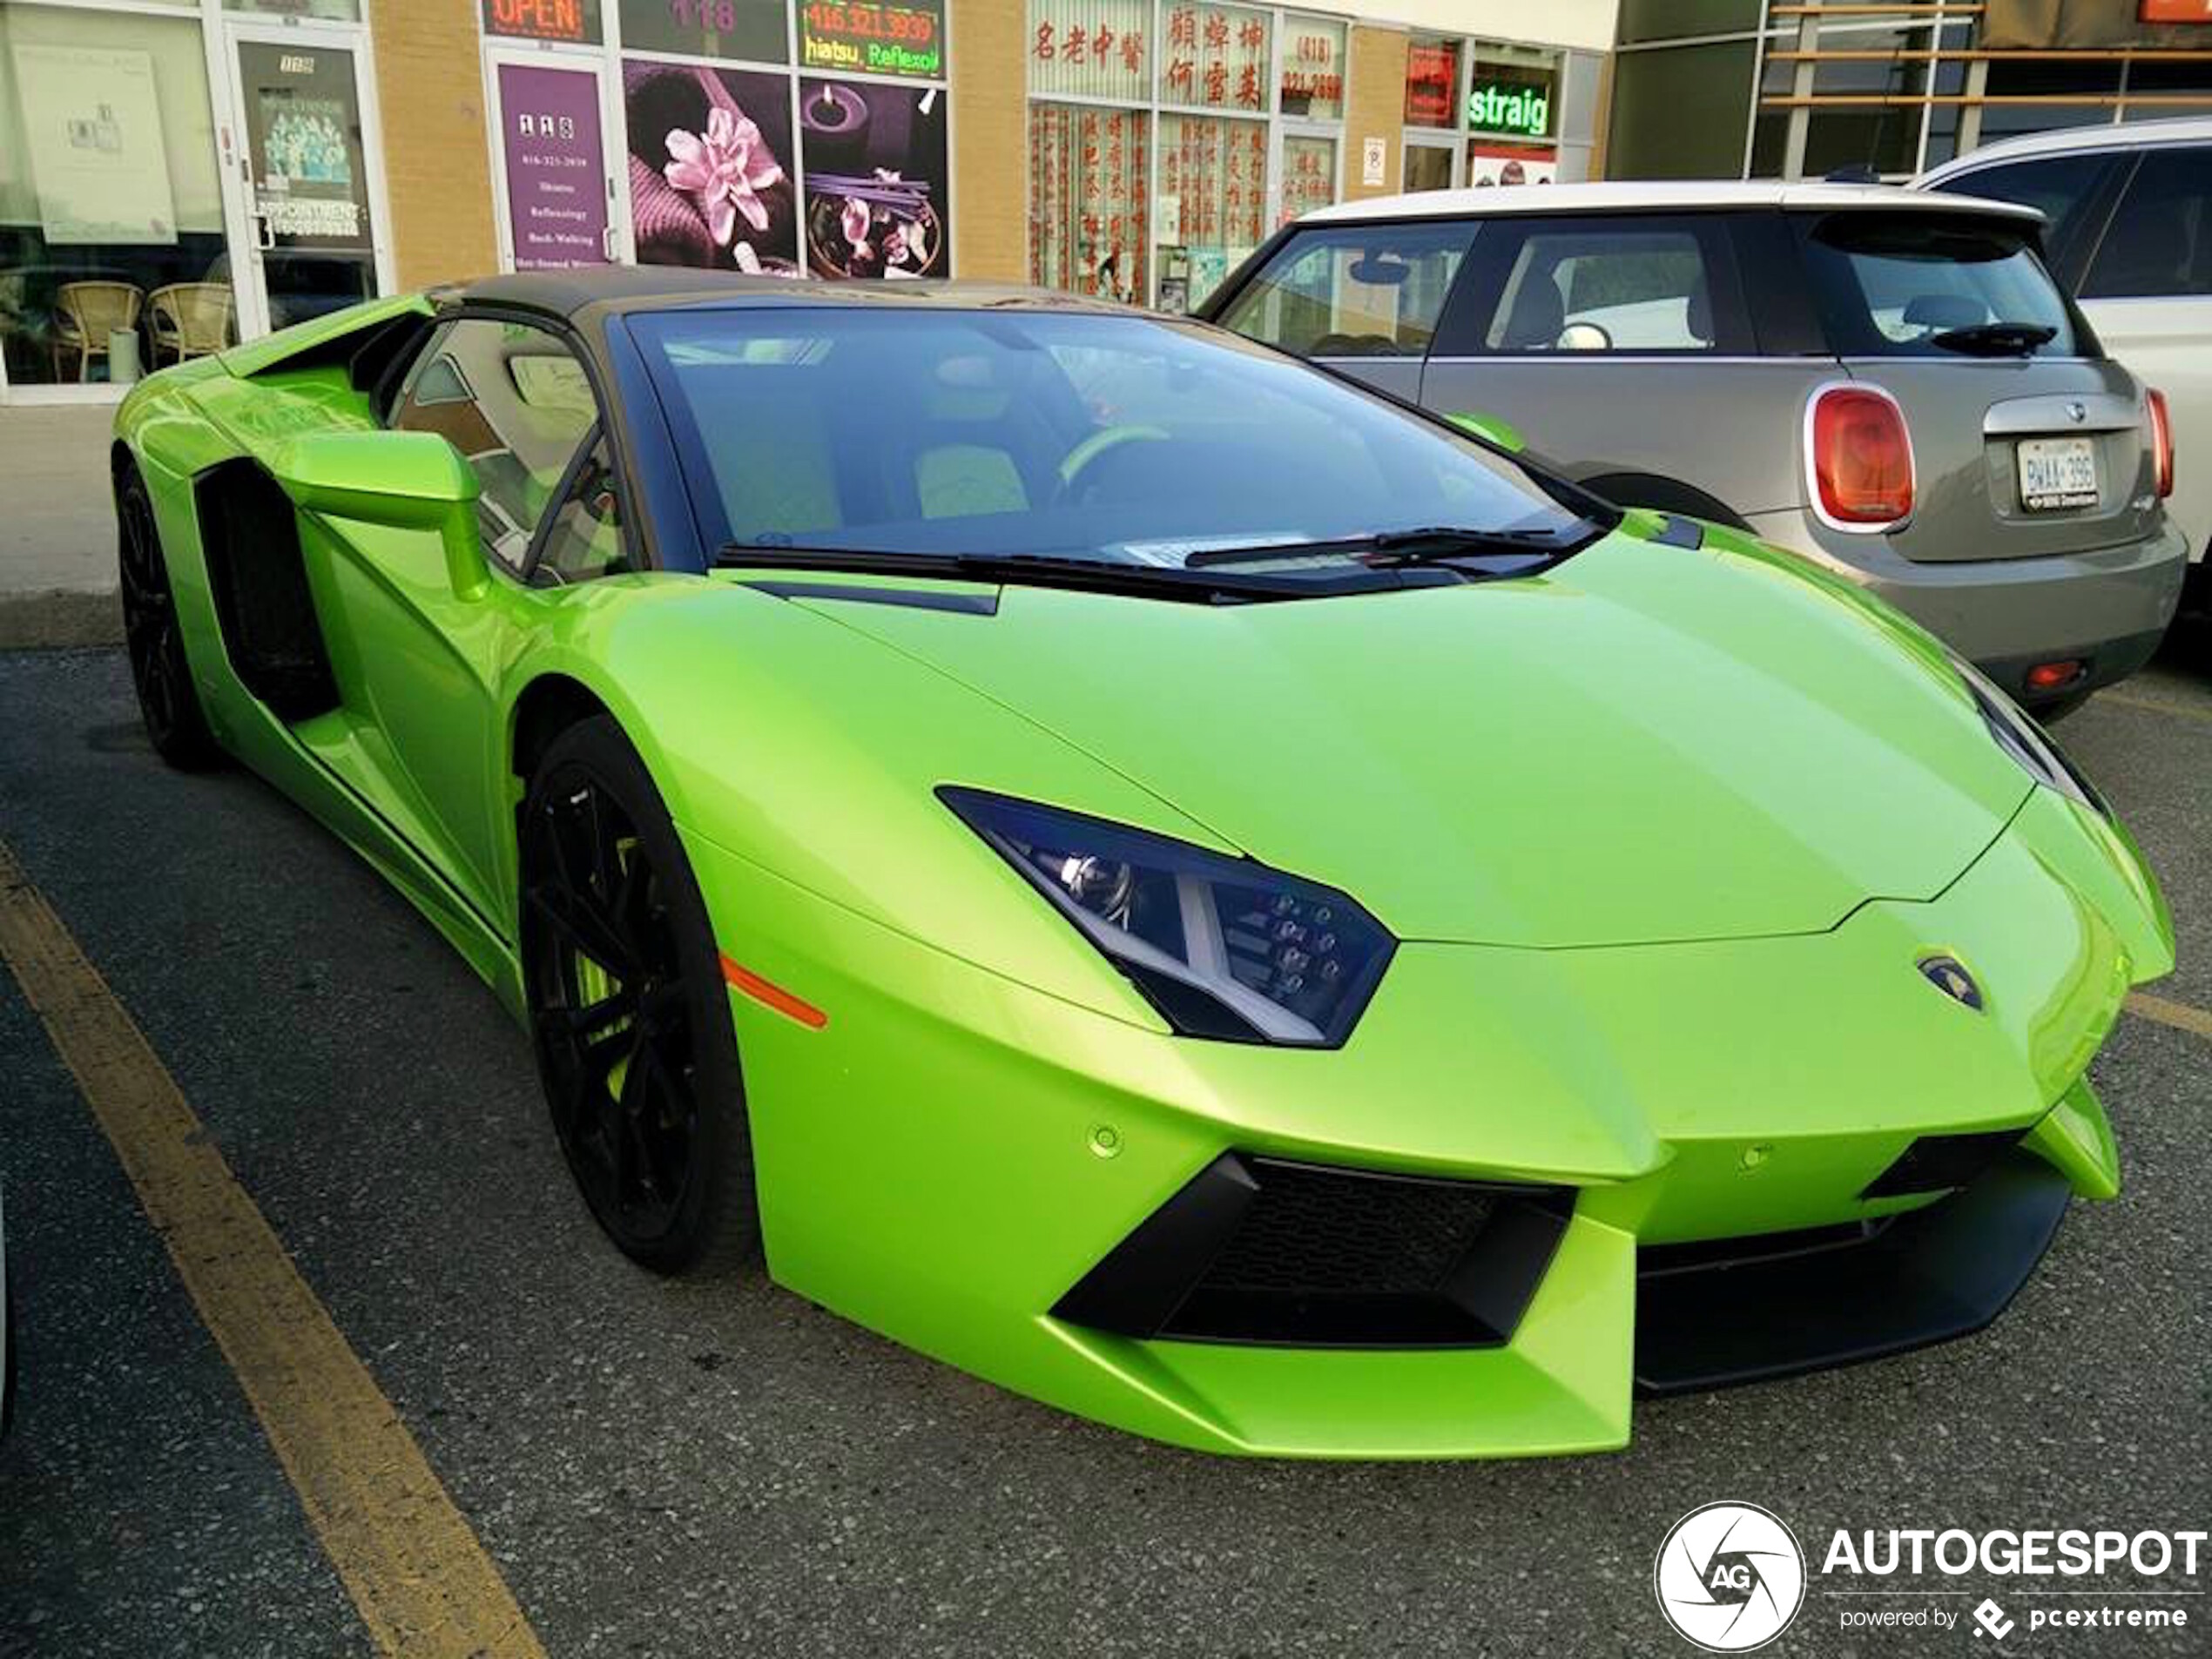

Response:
(482, 0), (602, 45)
(801, 0), (944, 79)
(498, 62), (610, 270)
(1161, 3), (1270, 112)
(1028, 0), (1150, 102)
(1280, 134), (1335, 224)
(617, 0), (786, 63)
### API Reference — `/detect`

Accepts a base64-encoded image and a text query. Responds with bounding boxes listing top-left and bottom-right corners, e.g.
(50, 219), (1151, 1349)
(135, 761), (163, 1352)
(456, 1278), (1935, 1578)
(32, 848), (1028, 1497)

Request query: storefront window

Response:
(619, 0), (785, 63)
(1403, 37), (1459, 128)
(1028, 2), (1349, 306)
(0, 3), (229, 386)
(226, 0), (362, 20)
(1157, 111), (1264, 306)
(1278, 16), (1343, 120)
(1279, 132), (1334, 222)
(1029, 101), (1147, 303)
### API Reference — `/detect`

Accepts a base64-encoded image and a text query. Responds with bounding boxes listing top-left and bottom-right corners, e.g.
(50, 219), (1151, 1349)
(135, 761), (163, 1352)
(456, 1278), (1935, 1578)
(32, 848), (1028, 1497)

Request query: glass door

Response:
(222, 24), (389, 336)
(484, 50), (622, 273)
(1402, 137), (1458, 193)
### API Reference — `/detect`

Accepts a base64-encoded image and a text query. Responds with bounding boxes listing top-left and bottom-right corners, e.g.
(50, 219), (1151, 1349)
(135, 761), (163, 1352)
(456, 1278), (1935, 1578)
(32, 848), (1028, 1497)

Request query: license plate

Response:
(2017, 436), (2099, 512)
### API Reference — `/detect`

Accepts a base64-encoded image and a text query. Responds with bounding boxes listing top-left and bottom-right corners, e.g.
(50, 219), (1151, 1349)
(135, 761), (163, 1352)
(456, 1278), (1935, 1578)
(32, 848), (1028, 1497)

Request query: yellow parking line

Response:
(2100, 689), (2212, 726)
(2127, 989), (2212, 1042)
(0, 840), (548, 1659)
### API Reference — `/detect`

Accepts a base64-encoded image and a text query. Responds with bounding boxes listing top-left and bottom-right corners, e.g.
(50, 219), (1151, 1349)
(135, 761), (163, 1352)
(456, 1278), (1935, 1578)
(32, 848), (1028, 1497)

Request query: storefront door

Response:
(485, 52), (622, 273)
(222, 24), (390, 336)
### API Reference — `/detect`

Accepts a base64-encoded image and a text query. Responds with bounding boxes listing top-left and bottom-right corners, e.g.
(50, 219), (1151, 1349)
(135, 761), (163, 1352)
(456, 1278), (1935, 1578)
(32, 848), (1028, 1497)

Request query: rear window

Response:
(1797, 212), (2085, 358)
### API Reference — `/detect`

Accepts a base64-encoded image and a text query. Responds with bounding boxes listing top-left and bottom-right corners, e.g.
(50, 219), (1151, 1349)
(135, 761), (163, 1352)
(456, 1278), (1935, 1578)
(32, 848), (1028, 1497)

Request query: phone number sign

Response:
(801, 0), (944, 78)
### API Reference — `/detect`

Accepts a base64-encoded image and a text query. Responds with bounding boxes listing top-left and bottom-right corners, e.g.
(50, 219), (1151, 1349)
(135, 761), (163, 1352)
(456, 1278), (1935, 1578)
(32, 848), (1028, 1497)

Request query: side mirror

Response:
(268, 429), (489, 599)
(1555, 320), (1613, 352)
(1447, 410), (1527, 455)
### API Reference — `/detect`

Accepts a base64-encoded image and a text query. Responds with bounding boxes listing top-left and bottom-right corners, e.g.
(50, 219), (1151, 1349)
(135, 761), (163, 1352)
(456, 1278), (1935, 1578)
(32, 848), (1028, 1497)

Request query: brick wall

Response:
(952, 0), (1029, 282)
(1342, 24), (1408, 202)
(373, 0), (501, 288)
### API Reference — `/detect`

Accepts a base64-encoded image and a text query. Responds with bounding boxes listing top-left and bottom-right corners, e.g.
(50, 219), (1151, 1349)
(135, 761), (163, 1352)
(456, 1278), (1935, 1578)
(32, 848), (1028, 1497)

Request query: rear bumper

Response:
(1744, 511), (2187, 705)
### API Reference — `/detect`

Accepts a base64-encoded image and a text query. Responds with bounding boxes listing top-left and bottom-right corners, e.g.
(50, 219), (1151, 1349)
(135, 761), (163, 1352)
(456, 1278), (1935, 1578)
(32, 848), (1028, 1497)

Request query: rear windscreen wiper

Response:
(1928, 321), (2058, 357)
(1183, 523), (1593, 571)
(712, 543), (1397, 604)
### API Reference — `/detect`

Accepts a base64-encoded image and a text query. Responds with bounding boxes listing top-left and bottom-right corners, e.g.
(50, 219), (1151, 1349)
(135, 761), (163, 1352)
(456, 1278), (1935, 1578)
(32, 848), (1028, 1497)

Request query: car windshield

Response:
(1796, 211), (2082, 358)
(629, 307), (1595, 572)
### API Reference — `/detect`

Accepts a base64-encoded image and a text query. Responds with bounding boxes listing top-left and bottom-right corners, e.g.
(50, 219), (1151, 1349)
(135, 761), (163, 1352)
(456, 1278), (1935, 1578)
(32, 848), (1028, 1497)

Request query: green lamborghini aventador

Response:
(110, 272), (2172, 1458)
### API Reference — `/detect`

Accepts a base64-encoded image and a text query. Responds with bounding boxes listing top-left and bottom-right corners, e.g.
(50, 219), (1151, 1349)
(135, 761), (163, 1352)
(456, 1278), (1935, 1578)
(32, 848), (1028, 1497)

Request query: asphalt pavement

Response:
(0, 643), (2206, 1659)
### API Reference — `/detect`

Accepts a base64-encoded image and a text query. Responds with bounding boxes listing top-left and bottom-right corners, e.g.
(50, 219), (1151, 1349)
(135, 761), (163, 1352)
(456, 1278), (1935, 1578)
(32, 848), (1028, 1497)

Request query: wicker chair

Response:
(147, 282), (235, 366)
(51, 281), (143, 381)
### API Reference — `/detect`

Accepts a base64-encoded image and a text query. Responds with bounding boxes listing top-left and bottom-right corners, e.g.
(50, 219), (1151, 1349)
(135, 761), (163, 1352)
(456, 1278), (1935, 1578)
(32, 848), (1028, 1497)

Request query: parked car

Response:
(1919, 118), (2209, 608)
(1198, 181), (2185, 715)
(110, 274), (2173, 1458)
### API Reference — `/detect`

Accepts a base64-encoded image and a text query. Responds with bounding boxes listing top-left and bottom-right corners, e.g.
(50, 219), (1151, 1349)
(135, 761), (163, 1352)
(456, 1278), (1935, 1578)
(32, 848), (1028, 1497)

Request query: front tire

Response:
(519, 717), (760, 1275)
(116, 463), (223, 770)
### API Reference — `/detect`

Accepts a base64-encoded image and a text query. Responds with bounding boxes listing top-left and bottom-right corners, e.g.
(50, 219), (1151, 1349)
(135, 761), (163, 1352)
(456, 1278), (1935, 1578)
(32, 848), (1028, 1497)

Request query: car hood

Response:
(759, 532), (2033, 948)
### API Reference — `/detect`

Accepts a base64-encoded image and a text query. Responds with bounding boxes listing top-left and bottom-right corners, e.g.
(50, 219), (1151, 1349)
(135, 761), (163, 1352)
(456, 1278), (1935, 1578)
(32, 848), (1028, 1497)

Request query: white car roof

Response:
(1919, 116), (2212, 184)
(1297, 179), (2044, 226)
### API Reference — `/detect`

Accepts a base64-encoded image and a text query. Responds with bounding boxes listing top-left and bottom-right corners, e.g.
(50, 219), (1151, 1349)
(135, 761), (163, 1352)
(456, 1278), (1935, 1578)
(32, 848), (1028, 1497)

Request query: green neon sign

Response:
(1468, 79), (1551, 138)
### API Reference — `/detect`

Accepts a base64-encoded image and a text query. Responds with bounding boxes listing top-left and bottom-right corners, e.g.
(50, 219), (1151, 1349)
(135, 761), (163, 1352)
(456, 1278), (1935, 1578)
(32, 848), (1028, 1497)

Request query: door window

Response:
(1443, 217), (1746, 354)
(2082, 149), (2212, 300)
(232, 37), (381, 331)
(535, 433), (630, 583)
(1930, 153), (2116, 277)
(390, 317), (608, 575)
(1211, 221), (1475, 358)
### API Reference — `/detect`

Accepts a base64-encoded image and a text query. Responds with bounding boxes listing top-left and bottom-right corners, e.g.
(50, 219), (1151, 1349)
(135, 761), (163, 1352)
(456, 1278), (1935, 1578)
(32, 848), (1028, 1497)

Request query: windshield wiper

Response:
(1928, 321), (2058, 357)
(711, 543), (1398, 604)
(1183, 523), (1590, 571)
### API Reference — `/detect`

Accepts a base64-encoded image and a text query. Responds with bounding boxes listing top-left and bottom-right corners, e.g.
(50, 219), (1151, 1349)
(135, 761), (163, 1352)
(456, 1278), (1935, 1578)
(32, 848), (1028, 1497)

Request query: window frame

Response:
(1430, 210), (1757, 360)
(383, 306), (644, 583)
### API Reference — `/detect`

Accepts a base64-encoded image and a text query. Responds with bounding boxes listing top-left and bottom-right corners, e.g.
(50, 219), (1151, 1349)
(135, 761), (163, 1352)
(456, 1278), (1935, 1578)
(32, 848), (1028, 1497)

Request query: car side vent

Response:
(194, 458), (341, 722)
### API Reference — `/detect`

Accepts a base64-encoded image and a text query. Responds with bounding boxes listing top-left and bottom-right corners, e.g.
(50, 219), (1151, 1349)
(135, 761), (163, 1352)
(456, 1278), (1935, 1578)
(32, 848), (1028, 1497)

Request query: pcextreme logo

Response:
(1655, 1502), (1809, 1652)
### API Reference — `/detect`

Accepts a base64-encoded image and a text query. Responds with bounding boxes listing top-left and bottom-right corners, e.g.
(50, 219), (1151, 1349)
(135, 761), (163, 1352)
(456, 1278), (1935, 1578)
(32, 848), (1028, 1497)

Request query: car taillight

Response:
(1809, 384), (1915, 528)
(2148, 388), (2175, 500)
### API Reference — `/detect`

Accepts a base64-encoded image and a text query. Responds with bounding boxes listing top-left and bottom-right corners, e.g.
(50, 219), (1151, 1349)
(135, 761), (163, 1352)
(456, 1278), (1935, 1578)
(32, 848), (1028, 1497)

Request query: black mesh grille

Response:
(1200, 1163), (1499, 1296)
(1051, 1153), (1572, 1349)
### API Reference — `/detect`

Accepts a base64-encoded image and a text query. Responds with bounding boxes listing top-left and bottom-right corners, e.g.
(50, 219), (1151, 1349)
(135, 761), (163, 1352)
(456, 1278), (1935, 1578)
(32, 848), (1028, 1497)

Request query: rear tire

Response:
(116, 464), (223, 771)
(519, 717), (760, 1276)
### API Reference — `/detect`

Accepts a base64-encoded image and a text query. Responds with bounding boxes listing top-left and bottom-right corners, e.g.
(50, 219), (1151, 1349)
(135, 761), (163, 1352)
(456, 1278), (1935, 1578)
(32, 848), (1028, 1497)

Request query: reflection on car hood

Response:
(788, 533), (2033, 948)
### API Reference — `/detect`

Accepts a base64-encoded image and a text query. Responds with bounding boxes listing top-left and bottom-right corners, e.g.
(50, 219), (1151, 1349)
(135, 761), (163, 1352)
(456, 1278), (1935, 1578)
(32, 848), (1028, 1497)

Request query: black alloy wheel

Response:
(520, 717), (759, 1274)
(116, 466), (222, 769)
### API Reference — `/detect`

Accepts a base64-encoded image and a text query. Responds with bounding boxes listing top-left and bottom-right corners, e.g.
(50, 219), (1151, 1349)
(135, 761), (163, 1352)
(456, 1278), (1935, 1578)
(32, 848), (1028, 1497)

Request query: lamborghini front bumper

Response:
(679, 783), (2168, 1459)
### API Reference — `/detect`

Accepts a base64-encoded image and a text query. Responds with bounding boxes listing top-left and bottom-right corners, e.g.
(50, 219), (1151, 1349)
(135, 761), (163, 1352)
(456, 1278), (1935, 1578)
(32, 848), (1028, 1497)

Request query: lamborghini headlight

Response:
(1950, 651), (2106, 815)
(941, 788), (1394, 1047)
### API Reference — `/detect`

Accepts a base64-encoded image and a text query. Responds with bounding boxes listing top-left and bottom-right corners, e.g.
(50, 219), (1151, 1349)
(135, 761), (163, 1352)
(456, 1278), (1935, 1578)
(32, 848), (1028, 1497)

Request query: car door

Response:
(1420, 212), (1807, 524)
(2074, 146), (2212, 563)
(305, 312), (629, 932)
(1204, 219), (1476, 403)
